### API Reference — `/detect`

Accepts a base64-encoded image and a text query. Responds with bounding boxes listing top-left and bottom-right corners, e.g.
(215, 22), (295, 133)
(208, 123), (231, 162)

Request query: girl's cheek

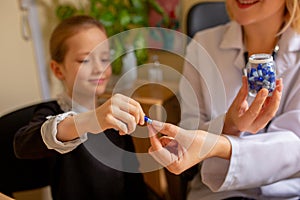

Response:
(106, 66), (112, 77)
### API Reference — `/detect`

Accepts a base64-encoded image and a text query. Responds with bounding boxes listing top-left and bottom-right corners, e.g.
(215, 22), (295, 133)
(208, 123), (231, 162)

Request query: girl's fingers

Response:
(112, 94), (145, 125)
(110, 105), (136, 134)
(106, 114), (128, 135)
(109, 94), (147, 133)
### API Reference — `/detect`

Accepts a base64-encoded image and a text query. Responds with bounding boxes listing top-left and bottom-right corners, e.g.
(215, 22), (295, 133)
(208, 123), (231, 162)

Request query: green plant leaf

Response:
(131, 15), (145, 25)
(147, 0), (170, 26)
(56, 4), (77, 20)
(147, 0), (164, 14)
(134, 31), (148, 65)
(99, 11), (115, 27)
(111, 37), (125, 74)
(129, 0), (144, 10)
(119, 10), (131, 27)
(135, 48), (148, 65)
(98, 0), (110, 6)
(112, 57), (123, 75)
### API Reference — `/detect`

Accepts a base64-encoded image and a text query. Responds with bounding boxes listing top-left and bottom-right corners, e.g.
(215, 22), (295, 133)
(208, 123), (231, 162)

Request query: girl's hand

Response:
(92, 93), (145, 135)
(223, 76), (283, 135)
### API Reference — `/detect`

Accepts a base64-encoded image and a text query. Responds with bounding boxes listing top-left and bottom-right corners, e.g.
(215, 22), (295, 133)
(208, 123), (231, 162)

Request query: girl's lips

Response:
(236, 0), (259, 9)
(89, 78), (106, 85)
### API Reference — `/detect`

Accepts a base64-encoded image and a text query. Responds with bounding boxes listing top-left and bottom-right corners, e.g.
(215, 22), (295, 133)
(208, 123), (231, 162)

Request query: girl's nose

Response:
(92, 59), (105, 74)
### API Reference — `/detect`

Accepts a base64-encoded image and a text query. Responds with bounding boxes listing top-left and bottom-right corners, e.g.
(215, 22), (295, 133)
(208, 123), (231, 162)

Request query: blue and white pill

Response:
(144, 116), (153, 124)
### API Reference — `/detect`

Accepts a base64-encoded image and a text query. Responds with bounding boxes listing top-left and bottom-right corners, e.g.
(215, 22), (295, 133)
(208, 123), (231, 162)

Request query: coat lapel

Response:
(220, 21), (245, 71)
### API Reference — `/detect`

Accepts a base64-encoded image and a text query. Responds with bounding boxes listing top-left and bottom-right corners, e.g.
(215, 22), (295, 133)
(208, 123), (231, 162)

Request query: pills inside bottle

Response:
(246, 54), (276, 97)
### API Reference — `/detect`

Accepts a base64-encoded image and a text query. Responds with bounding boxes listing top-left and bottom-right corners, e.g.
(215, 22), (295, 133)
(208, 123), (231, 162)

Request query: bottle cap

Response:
(248, 54), (273, 64)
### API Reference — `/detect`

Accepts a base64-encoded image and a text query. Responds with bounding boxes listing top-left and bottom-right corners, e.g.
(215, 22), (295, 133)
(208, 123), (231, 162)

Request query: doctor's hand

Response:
(223, 76), (283, 136)
(148, 121), (231, 175)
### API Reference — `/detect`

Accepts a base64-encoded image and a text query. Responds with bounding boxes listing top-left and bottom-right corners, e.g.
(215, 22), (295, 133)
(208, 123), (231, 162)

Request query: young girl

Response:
(14, 15), (148, 200)
(148, 0), (300, 199)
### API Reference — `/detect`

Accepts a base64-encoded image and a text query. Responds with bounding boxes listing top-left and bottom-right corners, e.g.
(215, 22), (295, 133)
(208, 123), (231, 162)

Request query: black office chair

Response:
(0, 103), (52, 197)
(186, 1), (230, 38)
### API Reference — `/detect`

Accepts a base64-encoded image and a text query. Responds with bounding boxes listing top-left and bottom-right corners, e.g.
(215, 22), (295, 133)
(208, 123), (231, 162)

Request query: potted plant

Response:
(55, 0), (171, 75)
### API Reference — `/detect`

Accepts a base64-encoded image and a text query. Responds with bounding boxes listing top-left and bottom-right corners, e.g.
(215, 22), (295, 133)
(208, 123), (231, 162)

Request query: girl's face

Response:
(226, 0), (286, 26)
(53, 27), (112, 99)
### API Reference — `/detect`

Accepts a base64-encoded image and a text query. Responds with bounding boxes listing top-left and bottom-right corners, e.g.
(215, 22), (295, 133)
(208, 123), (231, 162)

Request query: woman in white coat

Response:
(148, 0), (300, 199)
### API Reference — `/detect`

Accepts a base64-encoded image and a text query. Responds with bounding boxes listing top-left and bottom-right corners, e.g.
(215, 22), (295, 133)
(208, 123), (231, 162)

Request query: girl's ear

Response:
(50, 60), (64, 80)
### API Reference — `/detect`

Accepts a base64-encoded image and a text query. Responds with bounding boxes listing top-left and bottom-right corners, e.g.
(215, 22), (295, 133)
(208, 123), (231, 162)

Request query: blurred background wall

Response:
(0, 1), (43, 115)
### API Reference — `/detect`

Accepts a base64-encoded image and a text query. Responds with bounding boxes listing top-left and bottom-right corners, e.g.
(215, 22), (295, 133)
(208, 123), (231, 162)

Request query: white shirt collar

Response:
(56, 92), (88, 113)
(220, 21), (244, 51)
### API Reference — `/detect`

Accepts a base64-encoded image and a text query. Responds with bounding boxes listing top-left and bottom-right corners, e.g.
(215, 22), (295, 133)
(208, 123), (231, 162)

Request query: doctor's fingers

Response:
(237, 88), (269, 130)
(148, 125), (184, 156)
(226, 76), (248, 122)
(148, 129), (193, 175)
(228, 76), (248, 115)
(148, 124), (173, 159)
(265, 79), (283, 110)
(251, 79), (283, 132)
(151, 121), (182, 138)
(151, 121), (198, 150)
(149, 144), (180, 170)
(233, 76), (249, 107)
(148, 125), (163, 151)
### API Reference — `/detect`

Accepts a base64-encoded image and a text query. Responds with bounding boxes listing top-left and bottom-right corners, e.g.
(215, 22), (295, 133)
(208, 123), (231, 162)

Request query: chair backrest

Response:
(0, 103), (52, 197)
(186, 1), (230, 38)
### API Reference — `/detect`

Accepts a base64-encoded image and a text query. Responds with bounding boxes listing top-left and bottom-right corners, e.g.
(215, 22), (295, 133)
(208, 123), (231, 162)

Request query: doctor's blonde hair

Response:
(284, 0), (300, 33)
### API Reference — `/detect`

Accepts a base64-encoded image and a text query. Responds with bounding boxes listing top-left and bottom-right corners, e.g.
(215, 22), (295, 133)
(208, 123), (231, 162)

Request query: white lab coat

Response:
(179, 21), (300, 199)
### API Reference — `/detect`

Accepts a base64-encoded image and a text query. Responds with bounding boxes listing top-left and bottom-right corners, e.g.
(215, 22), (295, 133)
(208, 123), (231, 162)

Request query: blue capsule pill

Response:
(144, 116), (153, 124)
(257, 64), (263, 70)
(258, 76), (264, 82)
(253, 71), (259, 77)
(250, 84), (255, 90)
(249, 76), (255, 82)
(262, 68), (267, 75)
(263, 79), (270, 86)
(250, 68), (256, 74)
(269, 77), (275, 83)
